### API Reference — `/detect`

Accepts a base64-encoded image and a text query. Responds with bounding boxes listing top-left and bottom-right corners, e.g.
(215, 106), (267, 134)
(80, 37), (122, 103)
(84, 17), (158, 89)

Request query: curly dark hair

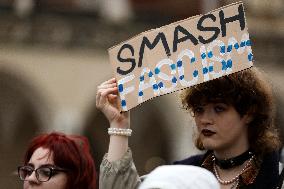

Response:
(180, 67), (281, 155)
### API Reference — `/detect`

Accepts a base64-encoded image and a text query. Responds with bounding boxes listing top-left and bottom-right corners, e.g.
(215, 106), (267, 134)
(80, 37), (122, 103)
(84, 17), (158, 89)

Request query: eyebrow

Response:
(40, 164), (56, 168)
(26, 163), (56, 168)
(26, 163), (34, 168)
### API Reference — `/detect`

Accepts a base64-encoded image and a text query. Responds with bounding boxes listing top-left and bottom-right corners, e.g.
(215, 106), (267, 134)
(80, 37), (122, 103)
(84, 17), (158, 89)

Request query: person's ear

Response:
(243, 113), (253, 124)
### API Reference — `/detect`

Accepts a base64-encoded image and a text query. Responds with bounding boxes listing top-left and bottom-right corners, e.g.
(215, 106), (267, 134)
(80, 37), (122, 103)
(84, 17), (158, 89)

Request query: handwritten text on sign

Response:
(108, 2), (253, 111)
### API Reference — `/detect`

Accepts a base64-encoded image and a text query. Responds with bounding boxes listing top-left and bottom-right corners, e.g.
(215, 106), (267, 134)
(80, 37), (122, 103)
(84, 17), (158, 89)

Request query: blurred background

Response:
(0, 0), (283, 188)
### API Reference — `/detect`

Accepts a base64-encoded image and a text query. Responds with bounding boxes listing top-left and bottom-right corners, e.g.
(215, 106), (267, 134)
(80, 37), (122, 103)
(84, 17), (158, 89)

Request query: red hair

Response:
(23, 132), (97, 189)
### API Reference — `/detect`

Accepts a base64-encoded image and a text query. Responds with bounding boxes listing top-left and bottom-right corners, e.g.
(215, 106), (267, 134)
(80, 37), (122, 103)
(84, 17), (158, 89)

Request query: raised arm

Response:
(96, 77), (130, 161)
(96, 78), (141, 189)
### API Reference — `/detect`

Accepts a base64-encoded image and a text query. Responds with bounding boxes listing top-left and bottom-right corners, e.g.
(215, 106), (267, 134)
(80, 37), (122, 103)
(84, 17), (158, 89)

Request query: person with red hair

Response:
(17, 132), (97, 189)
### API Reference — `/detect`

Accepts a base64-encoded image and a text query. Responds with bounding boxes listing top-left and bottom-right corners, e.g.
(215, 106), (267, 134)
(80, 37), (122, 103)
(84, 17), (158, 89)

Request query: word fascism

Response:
(117, 33), (253, 111)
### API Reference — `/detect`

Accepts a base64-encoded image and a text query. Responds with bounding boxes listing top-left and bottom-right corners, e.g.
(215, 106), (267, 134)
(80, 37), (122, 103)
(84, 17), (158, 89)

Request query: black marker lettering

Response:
(173, 25), (199, 53)
(219, 4), (245, 37)
(117, 44), (136, 75)
(138, 32), (171, 67)
(197, 14), (220, 44)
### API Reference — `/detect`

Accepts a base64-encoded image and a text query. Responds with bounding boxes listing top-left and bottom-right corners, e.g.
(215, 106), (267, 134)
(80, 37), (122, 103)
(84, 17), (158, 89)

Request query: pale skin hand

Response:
(96, 78), (130, 162)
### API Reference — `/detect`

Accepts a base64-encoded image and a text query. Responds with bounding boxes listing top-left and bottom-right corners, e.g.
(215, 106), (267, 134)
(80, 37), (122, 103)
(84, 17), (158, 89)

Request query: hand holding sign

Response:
(96, 78), (131, 162)
(96, 78), (130, 128)
(108, 2), (253, 111)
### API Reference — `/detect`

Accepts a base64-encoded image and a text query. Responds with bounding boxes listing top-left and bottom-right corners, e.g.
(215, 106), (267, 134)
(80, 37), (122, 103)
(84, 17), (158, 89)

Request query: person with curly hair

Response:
(96, 67), (282, 189)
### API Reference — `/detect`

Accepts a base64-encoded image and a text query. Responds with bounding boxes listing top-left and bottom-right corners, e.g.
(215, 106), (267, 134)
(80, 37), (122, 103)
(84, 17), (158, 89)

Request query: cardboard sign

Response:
(108, 2), (253, 111)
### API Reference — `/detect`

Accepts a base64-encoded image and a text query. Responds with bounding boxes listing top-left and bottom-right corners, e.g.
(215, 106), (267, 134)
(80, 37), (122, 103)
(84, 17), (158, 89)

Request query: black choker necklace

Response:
(213, 150), (254, 169)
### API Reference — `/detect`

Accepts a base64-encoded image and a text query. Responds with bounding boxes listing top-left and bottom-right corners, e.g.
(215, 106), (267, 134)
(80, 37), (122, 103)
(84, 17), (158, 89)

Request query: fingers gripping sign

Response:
(96, 78), (130, 128)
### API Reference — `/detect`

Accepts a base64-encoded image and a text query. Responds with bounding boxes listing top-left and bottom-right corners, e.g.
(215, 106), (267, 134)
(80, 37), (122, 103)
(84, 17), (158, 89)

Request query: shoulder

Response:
(253, 151), (280, 188)
(173, 152), (208, 166)
(258, 150), (280, 174)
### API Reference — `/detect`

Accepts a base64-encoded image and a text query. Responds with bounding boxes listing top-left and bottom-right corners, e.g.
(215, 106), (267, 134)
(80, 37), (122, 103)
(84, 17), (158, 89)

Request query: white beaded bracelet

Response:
(108, 128), (132, 137)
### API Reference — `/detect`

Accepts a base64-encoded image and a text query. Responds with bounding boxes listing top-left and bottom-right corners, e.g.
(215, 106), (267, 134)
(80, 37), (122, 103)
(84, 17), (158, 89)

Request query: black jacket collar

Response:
(174, 151), (280, 189)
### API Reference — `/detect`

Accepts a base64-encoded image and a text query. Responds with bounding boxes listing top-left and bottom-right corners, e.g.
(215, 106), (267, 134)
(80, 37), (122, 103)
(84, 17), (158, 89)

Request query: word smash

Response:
(113, 4), (253, 111)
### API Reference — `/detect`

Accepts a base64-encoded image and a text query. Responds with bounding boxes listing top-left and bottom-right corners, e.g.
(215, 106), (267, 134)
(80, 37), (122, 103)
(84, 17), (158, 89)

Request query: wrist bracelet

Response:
(108, 128), (132, 137)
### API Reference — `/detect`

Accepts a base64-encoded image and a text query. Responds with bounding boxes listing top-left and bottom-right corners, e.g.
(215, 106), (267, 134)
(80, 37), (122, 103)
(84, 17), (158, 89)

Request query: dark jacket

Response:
(174, 151), (281, 189)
